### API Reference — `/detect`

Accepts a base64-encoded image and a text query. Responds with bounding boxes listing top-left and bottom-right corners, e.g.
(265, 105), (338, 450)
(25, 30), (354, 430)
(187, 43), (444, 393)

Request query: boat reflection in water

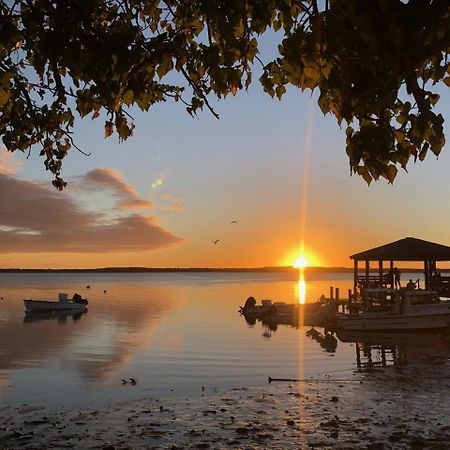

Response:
(305, 327), (338, 353)
(336, 328), (450, 371)
(23, 309), (87, 325)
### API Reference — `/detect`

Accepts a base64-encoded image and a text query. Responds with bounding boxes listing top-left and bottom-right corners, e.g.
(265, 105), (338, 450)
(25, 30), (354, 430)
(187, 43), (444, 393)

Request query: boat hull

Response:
(24, 299), (87, 313)
(337, 312), (450, 331)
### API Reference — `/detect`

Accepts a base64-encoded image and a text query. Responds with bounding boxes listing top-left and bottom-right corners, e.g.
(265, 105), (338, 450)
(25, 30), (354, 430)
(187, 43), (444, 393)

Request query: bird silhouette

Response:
(129, 378), (137, 385)
(212, 240), (220, 244)
(230, 220), (237, 224)
(121, 379), (128, 385)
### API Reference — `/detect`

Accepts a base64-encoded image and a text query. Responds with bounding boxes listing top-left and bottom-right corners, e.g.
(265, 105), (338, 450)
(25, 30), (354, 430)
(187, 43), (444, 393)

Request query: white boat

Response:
(24, 293), (88, 313)
(337, 288), (450, 331)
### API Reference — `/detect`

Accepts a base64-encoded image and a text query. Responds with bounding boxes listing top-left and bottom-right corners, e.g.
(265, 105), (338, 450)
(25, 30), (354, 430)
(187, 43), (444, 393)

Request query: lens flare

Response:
(293, 255), (308, 269)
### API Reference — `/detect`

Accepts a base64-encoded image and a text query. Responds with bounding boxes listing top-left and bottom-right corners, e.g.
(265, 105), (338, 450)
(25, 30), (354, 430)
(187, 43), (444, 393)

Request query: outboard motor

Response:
(239, 296), (256, 315)
(244, 296), (256, 309)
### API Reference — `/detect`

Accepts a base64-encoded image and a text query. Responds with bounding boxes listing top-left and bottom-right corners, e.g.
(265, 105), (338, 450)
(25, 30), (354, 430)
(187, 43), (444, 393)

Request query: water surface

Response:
(1, 271), (448, 407)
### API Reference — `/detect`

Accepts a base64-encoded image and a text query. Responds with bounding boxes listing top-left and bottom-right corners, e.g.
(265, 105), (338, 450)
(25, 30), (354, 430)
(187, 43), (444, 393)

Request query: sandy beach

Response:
(1, 353), (450, 450)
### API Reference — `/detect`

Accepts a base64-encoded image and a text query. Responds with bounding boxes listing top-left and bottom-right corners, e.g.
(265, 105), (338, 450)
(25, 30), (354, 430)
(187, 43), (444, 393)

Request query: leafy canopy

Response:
(1, 0), (449, 189)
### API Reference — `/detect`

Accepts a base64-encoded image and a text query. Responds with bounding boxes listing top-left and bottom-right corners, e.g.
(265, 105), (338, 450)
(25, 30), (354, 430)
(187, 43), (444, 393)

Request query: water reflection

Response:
(296, 269), (306, 305)
(336, 328), (450, 371)
(0, 283), (174, 389)
(305, 327), (337, 353)
(23, 310), (86, 325)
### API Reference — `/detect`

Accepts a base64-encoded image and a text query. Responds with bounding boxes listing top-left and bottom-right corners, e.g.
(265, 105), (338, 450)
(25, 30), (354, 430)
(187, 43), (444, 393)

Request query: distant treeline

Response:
(0, 266), (443, 273)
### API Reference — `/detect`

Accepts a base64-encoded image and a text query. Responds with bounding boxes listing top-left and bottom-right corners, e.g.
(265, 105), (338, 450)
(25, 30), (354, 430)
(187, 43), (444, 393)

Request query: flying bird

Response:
(212, 240), (220, 244)
(129, 378), (137, 385)
(230, 220), (238, 224)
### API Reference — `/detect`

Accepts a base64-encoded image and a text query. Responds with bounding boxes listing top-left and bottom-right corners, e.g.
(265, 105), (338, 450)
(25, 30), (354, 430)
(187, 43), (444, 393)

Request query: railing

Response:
(356, 275), (391, 289)
(430, 276), (450, 297)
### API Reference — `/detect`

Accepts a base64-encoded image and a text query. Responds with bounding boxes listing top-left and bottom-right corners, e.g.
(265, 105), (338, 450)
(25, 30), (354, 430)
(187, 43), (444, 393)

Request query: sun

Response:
(293, 255), (308, 269)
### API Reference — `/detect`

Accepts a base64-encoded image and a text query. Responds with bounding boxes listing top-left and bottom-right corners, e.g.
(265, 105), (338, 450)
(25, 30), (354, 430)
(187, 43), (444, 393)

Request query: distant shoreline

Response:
(0, 266), (439, 273)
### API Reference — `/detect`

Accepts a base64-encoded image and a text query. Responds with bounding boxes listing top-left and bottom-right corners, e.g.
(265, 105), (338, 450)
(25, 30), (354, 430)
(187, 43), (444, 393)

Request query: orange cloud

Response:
(159, 204), (187, 212)
(0, 150), (22, 175)
(119, 199), (154, 209)
(0, 174), (183, 253)
(159, 192), (187, 212)
(160, 193), (187, 203)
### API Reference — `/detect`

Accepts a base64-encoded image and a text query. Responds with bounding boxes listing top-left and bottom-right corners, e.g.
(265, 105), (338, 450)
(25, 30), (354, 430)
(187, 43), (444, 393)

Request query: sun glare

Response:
(293, 255), (308, 269)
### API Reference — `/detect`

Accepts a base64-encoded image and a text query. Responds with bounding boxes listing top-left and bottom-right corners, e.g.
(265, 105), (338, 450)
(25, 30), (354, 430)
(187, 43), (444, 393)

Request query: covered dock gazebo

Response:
(350, 237), (450, 296)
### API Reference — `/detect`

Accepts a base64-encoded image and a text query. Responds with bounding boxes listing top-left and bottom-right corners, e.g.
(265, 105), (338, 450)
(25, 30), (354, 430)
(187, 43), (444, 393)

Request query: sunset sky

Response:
(1, 69), (449, 269)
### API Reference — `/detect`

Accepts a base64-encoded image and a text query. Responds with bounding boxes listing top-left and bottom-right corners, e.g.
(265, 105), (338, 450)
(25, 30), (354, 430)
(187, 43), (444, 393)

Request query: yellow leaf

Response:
(303, 64), (321, 85)
(396, 114), (407, 124)
(394, 131), (406, 142)
(0, 89), (11, 107)
(383, 165), (398, 184)
(122, 90), (134, 106)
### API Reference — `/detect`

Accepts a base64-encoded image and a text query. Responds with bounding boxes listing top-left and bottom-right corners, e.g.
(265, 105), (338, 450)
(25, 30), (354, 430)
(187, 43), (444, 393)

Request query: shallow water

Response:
(0, 271), (448, 407)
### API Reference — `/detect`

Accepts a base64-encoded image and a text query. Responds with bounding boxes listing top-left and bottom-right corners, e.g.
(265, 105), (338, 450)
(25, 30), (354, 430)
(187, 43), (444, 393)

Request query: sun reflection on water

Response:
(296, 269), (306, 305)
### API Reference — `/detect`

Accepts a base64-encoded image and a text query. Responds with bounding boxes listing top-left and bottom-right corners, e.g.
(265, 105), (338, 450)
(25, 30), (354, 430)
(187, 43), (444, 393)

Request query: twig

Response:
(268, 377), (299, 383)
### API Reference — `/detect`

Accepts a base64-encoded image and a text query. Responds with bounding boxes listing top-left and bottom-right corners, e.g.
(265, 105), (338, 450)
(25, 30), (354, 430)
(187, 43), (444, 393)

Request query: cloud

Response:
(0, 150), (22, 175)
(159, 192), (187, 212)
(159, 204), (187, 212)
(160, 193), (187, 203)
(0, 173), (184, 253)
(119, 199), (154, 209)
(80, 168), (154, 209)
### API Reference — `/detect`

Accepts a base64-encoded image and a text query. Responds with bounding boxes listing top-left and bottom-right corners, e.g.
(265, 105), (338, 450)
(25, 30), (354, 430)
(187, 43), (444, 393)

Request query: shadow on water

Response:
(305, 327), (338, 352)
(23, 310), (87, 325)
(335, 327), (450, 372)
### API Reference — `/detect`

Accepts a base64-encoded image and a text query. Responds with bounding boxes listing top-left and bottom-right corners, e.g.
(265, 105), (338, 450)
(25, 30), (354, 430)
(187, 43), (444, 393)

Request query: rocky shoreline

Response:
(1, 357), (450, 449)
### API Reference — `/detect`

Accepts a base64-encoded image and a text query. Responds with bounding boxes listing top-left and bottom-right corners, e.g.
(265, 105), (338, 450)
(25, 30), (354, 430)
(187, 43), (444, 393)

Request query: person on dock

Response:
(406, 279), (416, 290)
(394, 267), (401, 289)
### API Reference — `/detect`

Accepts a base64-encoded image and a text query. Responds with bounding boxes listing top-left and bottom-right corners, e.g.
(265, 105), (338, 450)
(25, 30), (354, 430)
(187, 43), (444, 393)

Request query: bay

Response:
(0, 271), (447, 408)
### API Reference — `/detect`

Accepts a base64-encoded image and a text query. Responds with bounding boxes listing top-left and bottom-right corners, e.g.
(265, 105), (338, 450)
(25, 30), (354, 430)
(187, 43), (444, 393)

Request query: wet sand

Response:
(1, 356), (450, 449)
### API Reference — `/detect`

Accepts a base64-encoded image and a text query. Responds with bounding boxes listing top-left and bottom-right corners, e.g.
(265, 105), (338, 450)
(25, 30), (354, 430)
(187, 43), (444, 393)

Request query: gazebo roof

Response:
(350, 237), (450, 261)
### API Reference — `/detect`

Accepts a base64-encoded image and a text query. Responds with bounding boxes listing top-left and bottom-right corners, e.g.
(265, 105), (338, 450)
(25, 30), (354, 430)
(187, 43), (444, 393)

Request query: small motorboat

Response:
(23, 309), (86, 324)
(24, 293), (88, 313)
(239, 297), (323, 320)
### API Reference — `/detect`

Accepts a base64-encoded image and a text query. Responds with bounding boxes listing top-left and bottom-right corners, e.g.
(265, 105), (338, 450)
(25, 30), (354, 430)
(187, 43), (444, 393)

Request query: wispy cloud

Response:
(159, 204), (187, 212)
(159, 192), (187, 212)
(161, 193), (187, 203)
(0, 150), (22, 176)
(80, 168), (154, 210)
(0, 172), (183, 253)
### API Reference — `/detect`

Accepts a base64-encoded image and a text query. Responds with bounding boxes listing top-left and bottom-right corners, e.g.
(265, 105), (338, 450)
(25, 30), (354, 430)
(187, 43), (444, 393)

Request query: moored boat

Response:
(337, 288), (450, 331)
(23, 309), (87, 324)
(239, 296), (324, 320)
(24, 293), (88, 313)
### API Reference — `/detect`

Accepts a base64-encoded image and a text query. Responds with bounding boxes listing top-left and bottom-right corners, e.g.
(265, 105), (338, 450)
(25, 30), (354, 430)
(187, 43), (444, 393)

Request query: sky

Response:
(1, 51), (450, 269)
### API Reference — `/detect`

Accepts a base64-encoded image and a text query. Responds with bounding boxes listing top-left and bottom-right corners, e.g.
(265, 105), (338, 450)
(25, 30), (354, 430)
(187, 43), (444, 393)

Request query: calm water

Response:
(1, 271), (448, 408)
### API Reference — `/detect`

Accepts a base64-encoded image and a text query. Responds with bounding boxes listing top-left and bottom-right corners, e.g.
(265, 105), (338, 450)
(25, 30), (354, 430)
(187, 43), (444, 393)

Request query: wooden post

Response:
(365, 260), (370, 289)
(424, 260), (429, 289)
(353, 259), (358, 300)
(378, 260), (383, 288)
(330, 286), (334, 300)
(335, 288), (340, 300)
(390, 260), (394, 289)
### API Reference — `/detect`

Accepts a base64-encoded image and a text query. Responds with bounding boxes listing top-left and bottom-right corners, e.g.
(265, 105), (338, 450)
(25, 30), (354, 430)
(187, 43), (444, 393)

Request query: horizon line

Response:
(0, 265), (436, 273)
